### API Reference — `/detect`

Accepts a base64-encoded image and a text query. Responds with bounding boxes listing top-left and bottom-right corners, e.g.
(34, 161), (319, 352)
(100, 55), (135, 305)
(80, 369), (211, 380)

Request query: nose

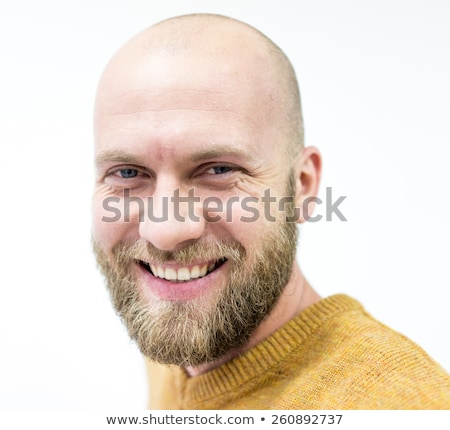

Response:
(138, 185), (205, 251)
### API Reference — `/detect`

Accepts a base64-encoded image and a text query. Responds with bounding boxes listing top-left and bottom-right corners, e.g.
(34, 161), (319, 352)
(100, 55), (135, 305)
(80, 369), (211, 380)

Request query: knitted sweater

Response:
(146, 295), (450, 409)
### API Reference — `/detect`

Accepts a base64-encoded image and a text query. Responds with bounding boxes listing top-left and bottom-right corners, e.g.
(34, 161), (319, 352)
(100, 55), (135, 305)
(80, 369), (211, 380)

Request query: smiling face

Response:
(92, 15), (310, 367)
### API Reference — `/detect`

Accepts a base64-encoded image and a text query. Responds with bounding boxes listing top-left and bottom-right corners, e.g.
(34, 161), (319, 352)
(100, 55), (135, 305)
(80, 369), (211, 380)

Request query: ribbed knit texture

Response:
(146, 295), (450, 409)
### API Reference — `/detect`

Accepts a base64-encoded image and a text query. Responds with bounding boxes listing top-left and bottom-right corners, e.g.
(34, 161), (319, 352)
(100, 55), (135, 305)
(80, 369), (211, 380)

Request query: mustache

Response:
(111, 238), (246, 267)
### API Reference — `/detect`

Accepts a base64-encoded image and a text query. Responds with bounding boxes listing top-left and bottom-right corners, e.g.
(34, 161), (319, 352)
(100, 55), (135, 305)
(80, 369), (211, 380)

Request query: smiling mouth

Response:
(138, 258), (227, 282)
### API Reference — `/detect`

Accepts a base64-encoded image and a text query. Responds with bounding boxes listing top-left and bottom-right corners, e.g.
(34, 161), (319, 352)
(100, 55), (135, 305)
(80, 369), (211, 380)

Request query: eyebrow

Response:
(95, 150), (143, 166)
(95, 145), (254, 166)
(189, 146), (254, 163)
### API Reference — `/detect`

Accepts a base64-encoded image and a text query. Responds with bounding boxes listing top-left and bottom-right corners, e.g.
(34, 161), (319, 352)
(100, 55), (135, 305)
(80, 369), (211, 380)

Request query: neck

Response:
(185, 263), (320, 376)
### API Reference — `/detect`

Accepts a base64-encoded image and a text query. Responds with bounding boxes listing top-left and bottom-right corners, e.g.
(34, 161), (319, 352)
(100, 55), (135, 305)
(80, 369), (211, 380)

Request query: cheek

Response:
(216, 197), (270, 246)
(91, 190), (137, 252)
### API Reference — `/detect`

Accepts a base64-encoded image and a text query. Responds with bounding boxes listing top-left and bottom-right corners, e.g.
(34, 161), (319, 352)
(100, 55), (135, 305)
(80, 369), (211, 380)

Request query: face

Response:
(92, 48), (299, 366)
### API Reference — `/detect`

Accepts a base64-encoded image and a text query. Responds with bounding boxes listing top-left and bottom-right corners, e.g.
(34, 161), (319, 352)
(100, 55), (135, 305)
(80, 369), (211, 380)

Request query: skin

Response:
(92, 14), (322, 376)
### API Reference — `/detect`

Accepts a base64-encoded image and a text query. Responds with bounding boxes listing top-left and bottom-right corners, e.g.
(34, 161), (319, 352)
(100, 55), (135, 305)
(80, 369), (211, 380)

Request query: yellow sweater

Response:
(146, 295), (450, 409)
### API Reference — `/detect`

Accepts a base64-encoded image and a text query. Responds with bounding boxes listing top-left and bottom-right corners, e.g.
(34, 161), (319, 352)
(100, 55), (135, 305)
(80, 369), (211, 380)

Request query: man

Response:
(92, 13), (450, 409)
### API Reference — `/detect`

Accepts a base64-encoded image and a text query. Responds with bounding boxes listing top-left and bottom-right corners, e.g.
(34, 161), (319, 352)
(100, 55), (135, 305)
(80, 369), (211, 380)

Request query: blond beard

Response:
(93, 181), (298, 367)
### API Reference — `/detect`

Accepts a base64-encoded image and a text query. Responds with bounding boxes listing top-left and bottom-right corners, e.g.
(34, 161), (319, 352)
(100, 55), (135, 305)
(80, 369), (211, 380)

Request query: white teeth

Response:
(199, 264), (208, 277)
(177, 267), (191, 281)
(165, 268), (177, 281)
(146, 261), (223, 282)
(190, 265), (200, 279)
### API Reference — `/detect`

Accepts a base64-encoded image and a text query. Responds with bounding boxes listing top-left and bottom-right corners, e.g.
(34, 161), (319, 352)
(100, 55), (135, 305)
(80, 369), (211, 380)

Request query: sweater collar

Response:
(172, 294), (362, 409)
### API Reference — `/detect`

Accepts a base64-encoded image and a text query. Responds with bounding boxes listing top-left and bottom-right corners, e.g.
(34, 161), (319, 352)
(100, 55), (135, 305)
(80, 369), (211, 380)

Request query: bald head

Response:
(92, 15), (320, 369)
(95, 14), (304, 157)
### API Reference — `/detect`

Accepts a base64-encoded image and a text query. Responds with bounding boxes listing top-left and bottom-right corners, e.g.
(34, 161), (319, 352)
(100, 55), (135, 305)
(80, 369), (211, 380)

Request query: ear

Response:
(293, 146), (322, 223)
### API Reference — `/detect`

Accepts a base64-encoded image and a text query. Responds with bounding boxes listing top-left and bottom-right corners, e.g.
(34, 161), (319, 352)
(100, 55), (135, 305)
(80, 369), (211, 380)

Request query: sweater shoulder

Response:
(273, 303), (450, 409)
(145, 295), (450, 410)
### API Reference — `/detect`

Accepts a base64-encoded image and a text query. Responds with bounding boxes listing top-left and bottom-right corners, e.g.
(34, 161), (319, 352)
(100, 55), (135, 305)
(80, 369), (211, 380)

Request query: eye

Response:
(115, 168), (139, 178)
(205, 165), (233, 175)
(102, 165), (151, 191)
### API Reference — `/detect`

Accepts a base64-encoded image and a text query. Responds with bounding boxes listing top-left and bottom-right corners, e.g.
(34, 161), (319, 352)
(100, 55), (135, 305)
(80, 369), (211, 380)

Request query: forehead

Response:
(95, 107), (268, 171)
(94, 48), (286, 163)
(95, 68), (277, 157)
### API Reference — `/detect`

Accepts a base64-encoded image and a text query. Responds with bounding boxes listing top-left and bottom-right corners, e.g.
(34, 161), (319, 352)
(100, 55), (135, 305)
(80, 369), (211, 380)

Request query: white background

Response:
(1, 0), (449, 410)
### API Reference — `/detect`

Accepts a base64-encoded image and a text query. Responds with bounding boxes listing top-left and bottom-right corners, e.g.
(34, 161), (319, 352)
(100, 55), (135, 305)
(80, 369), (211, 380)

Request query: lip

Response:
(135, 259), (228, 301)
